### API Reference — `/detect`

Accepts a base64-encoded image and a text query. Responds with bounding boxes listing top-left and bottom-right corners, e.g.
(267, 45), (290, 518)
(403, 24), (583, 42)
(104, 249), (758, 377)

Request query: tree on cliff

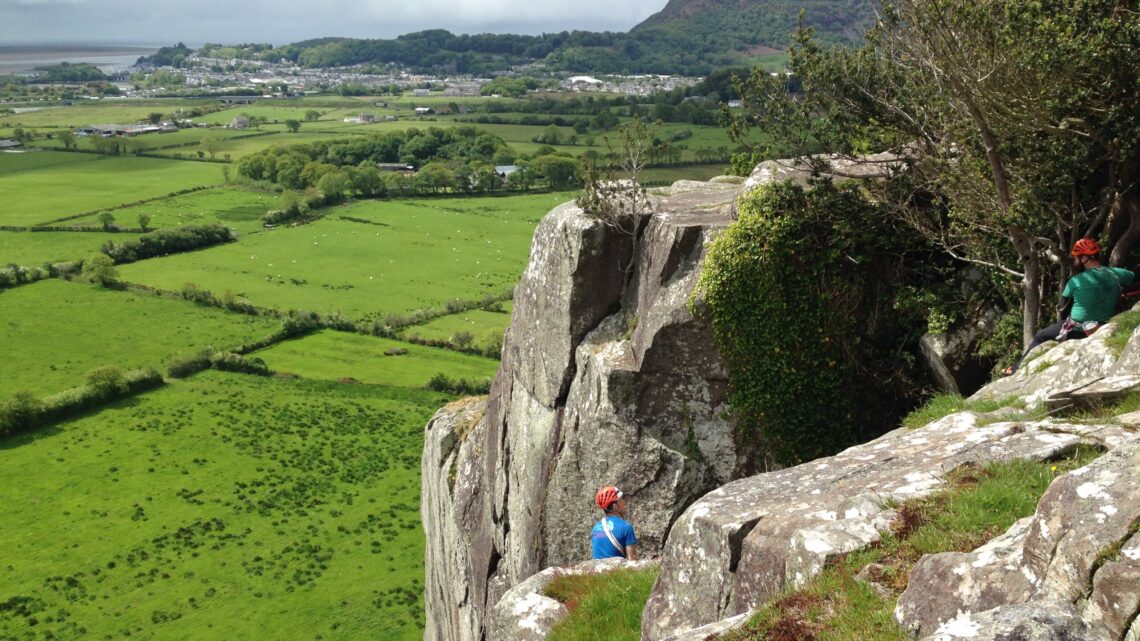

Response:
(728, 0), (1140, 349)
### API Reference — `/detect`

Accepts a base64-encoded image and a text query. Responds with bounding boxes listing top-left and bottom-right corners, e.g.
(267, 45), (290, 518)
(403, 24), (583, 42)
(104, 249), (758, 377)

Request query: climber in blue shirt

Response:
(592, 485), (638, 560)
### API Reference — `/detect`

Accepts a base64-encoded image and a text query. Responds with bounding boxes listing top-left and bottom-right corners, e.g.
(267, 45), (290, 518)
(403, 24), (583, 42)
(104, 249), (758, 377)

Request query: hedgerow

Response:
(0, 367), (164, 438)
(693, 180), (937, 465)
(100, 224), (234, 264)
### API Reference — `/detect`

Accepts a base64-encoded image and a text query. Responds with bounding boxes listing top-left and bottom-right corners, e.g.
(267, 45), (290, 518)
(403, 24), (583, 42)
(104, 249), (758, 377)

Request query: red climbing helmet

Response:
(595, 486), (623, 511)
(1071, 238), (1102, 257)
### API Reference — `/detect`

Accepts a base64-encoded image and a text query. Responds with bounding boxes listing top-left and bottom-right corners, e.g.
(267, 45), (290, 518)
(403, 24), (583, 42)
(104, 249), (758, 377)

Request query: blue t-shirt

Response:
(591, 516), (637, 559)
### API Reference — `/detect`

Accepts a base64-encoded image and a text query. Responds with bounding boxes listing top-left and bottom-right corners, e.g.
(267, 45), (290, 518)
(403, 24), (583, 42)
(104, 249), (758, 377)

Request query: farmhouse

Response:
(414, 107), (433, 115)
(228, 116), (250, 129)
(76, 125), (125, 137)
(0, 139), (22, 150)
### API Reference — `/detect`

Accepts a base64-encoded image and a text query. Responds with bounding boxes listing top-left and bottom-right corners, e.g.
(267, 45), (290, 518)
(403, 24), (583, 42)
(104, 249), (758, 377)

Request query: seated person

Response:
(1005, 238), (1134, 375)
(591, 485), (638, 560)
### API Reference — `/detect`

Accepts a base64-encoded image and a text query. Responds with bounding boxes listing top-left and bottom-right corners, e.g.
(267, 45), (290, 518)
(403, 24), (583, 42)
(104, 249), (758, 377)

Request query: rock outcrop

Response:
(642, 316), (1140, 640)
(421, 179), (747, 641)
(488, 558), (657, 641)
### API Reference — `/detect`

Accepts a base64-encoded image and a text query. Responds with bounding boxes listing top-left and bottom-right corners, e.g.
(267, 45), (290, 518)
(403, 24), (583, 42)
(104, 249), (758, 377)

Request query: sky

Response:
(0, 0), (667, 46)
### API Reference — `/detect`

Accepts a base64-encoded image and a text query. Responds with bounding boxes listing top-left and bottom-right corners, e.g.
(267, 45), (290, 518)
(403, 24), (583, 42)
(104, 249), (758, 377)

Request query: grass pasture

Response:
(0, 230), (138, 266)
(0, 151), (223, 226)
(254, 330), (499, 387)
(117, 192), (569, 321)
(61, 186), (281, 234)
(399, 308), (511, 350)
(0, 279), (279, 397)
(0, 371), (441, 641)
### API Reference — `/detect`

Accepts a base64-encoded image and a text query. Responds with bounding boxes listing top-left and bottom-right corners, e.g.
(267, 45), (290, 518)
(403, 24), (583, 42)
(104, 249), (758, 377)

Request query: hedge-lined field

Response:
(0, 371), (440, 641)
(0, 152), (223, 226)
(254, 330), (499, 387)
(0, 229), (137, 266)
(118, 192), (569, 321)
(0, 279), (278, 397)
(61, 186), (280, 234)
(399, 308), (513, 350)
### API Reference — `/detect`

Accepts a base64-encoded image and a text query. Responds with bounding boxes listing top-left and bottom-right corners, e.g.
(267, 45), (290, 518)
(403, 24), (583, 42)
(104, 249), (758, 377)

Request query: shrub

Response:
(79, 254), (118, 286)
(425, 373), (492, 395)
(209, 352), (271, 376)
(101, 224), (234, 264)
(693, 180), (937, 465)
(167, 351), (212, 378)
(85, 365), (129, 398)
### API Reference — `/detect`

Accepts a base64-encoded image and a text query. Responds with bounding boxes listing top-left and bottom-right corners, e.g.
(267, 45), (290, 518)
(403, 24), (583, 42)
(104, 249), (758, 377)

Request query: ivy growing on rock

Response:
(693, 179), (939, 465)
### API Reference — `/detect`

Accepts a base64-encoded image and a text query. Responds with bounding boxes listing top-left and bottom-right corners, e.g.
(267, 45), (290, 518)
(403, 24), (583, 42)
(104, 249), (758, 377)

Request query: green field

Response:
(0, 230), (138, 266)
(255, 330), (498, 387)
(0, 279), (279, 397)
(0, 152), (224, 226)
(117, 192), (569, 321)
(61, 186), (281, 234)
(399, 308), (511, 350)
(0, 371), (441, 641)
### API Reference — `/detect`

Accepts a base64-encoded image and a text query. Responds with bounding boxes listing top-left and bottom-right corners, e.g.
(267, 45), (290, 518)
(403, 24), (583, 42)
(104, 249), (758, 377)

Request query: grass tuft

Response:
(543, 567), (659, 641)
(1106, 310), (1140, 355)
(902, 393), (1022, 430)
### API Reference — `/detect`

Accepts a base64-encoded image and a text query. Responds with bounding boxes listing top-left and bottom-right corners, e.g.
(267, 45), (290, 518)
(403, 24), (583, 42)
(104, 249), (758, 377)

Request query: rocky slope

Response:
(644, 315), (1140, 640)
(421, 163), (1140, 641)
(421, 177), (751, 641)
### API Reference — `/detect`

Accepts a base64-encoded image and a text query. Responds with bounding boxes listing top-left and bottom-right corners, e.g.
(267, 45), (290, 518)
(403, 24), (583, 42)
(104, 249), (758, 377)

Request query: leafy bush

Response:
(209, 352), (271, 376)
(101, 224), (234, 264)
(693, 180), (937, 465)
(167, 351), (212, 378)
(425, 373), (491, 395)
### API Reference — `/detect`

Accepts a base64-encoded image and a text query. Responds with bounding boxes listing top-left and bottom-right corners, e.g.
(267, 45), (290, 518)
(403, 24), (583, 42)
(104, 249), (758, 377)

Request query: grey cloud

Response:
(0, 0), (663, 45)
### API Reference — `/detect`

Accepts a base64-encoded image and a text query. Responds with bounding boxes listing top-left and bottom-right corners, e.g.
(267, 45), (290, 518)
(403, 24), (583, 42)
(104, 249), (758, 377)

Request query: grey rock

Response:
(422, 180), (748, 641)
(488, 559), (656, 641)
(742, 151), (906, 193)
(896, 443), (1140, 640)
(920, 306), (1002, 395)
(642, 412), (1097, 640)
(1044, 374), (1140, 411)
(917, 602), (1103, 641)
(972, 317), (1136, 408)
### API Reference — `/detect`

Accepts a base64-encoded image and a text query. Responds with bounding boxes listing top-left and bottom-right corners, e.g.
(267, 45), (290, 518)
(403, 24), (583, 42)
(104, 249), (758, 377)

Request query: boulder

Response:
(641, 411), (1110, 640)
(972, 319), (1138, 408)
(488, 558), (657, 641)
(422, 179), (747, 641)
(896, 443), (1140, 640)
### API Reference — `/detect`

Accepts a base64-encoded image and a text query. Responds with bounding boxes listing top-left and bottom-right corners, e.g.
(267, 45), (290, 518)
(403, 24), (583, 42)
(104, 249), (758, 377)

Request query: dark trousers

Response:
(1008, 320), (1081, 373)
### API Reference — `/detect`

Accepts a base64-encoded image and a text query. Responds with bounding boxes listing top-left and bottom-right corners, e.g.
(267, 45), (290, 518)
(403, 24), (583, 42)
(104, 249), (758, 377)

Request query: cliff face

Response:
(421, 178), (749, 641)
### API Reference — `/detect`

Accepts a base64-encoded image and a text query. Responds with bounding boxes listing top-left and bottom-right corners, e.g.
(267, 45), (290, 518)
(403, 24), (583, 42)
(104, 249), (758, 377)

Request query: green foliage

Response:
(694, 180), (935, 465)
(728, 0), (1140, 346)
(425, 372), (492, 395)
(208, 351), (271, 376)
(167, 351), (212, 378)
(80, 253), (119, 286)
(544, 567), (660, 641)
(100, 223), (234, 263)
(85, 365), (129, 397)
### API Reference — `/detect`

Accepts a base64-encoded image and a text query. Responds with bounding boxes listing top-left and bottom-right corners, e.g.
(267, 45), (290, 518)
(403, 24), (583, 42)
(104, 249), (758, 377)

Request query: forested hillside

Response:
(171, 0), (871, 75)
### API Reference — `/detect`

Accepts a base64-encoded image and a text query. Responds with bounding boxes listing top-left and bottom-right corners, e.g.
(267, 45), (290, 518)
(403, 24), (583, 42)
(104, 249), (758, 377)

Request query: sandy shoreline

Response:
(0, 46), (157, 74)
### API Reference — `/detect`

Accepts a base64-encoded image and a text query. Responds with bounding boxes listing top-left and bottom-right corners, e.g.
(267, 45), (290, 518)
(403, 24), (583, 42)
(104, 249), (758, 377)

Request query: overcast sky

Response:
(0, 0), (667, 46)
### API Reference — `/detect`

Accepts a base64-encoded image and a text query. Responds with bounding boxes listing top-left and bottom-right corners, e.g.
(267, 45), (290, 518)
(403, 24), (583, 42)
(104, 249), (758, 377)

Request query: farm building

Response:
(228, 116), (250, 129)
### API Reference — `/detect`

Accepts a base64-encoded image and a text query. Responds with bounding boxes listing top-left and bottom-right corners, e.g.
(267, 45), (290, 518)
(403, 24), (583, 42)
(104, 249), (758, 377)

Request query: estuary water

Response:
(0, 44), (159, 75)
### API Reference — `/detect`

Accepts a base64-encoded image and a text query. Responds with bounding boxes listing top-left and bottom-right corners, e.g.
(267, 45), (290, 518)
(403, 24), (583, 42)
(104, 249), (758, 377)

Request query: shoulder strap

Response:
(601, 517), (626, 558)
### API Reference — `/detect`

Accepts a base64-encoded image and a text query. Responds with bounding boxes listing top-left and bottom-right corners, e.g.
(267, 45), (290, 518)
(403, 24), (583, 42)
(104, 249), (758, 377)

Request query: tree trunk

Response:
(1008, 224), (1040, 348)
